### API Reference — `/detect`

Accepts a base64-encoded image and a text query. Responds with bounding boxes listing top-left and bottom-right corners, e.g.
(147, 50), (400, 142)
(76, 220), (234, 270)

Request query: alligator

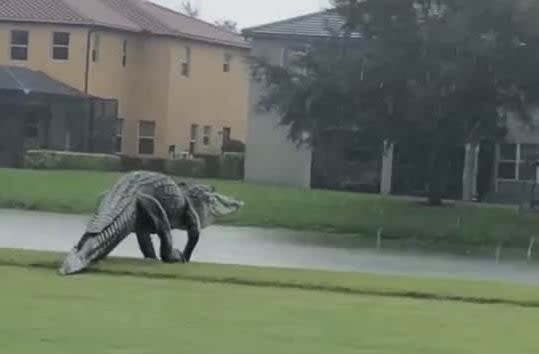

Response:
(58, 170), (244, 275)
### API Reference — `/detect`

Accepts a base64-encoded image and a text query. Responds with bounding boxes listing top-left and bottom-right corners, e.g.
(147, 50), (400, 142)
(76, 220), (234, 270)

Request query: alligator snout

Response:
(58, 248), (89, 276)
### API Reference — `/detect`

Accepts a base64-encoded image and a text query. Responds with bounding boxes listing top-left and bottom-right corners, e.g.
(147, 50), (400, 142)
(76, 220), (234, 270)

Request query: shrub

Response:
(119, 155), (166, 173)
(164, 158), (206, 178)
(24, 150), (121, 171)
(219, 152), (245, 180)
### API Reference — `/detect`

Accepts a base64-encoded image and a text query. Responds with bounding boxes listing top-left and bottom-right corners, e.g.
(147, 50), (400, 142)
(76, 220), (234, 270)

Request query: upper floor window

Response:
(223, 52), (232, 72)
(181, 46), (191, 77)
(10, 30), (29, 61)
(122, 39), (128, 67)
(92, 33), (100, 62)
(52, 32), (70, 60)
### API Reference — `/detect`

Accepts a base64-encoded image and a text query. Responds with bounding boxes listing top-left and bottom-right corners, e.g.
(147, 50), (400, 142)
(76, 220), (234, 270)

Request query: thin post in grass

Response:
(527, 237), (536, 262)
(376, 227), (383, 251)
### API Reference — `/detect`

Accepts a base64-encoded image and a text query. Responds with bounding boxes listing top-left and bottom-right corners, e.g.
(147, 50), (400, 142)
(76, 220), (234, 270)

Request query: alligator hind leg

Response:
(136, 231), (157, 259)
(136, 192), (185, 263)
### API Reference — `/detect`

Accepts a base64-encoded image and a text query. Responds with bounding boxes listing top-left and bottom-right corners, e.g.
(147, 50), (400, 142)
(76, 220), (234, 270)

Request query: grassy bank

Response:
(1, 248), (539, 307)
(0, 249), (538, 354)
(1, 168), (538, 249)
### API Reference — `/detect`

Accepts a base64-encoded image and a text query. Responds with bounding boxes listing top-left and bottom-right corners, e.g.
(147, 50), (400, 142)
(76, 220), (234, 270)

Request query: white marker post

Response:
(527, 237), (536, 262)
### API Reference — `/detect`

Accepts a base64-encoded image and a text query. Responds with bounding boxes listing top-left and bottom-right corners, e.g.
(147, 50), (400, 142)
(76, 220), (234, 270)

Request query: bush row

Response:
(23, 149), (244, 180)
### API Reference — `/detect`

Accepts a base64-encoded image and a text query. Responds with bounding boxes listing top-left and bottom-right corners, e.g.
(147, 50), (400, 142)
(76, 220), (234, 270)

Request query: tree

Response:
(252, 0), (539, 205)
(214, 20), (239, 33)
(181, 0), (199, 18)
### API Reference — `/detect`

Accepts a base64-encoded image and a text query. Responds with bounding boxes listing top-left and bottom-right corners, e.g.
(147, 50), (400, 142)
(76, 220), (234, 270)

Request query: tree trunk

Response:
(426, 144), (447, 206)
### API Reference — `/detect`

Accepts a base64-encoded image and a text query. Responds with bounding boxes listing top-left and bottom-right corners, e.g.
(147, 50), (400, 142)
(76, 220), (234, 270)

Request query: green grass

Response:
(1, 248), (539, 307)
(1, 168), (539, 249)
(0, 249), (539, 354)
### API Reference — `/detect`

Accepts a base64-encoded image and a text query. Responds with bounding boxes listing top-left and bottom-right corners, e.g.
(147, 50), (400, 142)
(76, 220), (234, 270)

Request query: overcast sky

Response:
(152, 0), (332, 30)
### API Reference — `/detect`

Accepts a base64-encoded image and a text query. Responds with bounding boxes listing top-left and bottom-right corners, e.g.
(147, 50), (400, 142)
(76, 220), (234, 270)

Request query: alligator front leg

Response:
(136, 192), (185, 264)
(182, 200), (201, 263)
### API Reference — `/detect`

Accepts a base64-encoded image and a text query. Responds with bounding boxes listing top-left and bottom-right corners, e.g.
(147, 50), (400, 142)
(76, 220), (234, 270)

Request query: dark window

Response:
(181, 46), (191, 77)
(122, 39), (127, 67)
(10, 30), (28, 60)
(222, 127), (231, 144)
(519, 162), (537, 181)
(498, 161), (516, 179)
(138, 138), (154, 155)
(223, 52), (231, 72)
(190, 124), (199, 140)
(115, 118), (123, 153)
(499, 143), (516, 160)
(203, 125), (211, 146)
(92, 34), (100, 62)
(138, 120), (155, 155)
(52, 32), (70, 60)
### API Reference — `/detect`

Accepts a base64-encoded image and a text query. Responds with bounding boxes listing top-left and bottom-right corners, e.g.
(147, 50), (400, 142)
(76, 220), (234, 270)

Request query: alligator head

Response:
(58, 236), (101, 275)
(183, 183), (244, 228)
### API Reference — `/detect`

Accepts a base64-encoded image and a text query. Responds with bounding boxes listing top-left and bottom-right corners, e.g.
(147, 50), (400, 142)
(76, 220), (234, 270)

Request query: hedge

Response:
(24, 150), (122, 171)
(22, 149), (244, 180)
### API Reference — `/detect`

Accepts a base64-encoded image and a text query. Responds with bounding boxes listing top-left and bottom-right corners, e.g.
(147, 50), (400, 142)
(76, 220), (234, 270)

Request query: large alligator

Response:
(58, 170), (244, 275)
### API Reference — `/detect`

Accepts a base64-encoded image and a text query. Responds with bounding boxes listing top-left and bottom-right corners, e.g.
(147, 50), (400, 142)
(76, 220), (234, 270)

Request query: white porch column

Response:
(462, 142), (480, 201)
(380, 140), (394, 195)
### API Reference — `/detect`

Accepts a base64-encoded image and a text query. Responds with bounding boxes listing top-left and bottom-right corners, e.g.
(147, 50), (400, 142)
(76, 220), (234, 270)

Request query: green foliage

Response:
(24, 149), (121, 171)
(164, 158), (206, 177)
(252, 0), (539, 204)
(219, 152), (245, 180)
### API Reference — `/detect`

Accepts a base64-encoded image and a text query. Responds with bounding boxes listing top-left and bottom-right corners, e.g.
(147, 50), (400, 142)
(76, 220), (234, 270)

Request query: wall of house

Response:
(165, 39), (250, 157)
(0, 22), (88, 90)
(243, 37), (313, 188)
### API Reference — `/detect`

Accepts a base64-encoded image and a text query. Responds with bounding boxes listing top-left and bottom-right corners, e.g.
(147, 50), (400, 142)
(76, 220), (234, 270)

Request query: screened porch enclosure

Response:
(0, 93), (117, 168)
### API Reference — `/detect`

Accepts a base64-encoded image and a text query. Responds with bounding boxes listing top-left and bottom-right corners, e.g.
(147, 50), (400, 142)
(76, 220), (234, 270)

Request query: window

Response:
(222, 127), (231, 144)
(497, 143), (539, 181)
(190, 124), (199, 141)
(203, 125), (211, 146)
(10, 30), (28, 61)
(92, 33), (100, 62)
(52, 32), (70, 60)
(115, 118), (123, 153)
(122, 39), (127, 67)
(223, 52), (231, 72)
(181, 46), (191, 77)
(138, 120), (155, 155)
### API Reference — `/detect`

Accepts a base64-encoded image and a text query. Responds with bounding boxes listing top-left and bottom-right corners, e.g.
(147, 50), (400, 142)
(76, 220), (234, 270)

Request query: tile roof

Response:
(0, 0), (249, 48)
(242, 9), (362, 39)
(0, 65), (87, 97)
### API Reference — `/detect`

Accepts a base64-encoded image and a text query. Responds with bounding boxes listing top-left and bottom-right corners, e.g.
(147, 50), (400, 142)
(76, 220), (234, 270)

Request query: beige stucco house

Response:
(0, 0), (251, 159)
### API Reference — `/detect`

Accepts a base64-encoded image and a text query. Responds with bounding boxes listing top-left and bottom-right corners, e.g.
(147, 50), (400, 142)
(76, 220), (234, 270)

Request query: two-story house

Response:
(0, 0), (250, 163)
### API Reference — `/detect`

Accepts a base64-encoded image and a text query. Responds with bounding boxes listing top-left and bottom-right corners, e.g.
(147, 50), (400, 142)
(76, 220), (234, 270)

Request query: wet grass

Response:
(0, 251), (539, 354)
(1, 168), (539, 250)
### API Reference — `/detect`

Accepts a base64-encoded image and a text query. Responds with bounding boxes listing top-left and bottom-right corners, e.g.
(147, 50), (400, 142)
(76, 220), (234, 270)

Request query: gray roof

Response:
(242, 9), (362, 39)
(0, 65), (87, 97)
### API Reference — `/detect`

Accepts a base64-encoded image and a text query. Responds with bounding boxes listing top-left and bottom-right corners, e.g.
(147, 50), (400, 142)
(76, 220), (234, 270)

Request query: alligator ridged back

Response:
(85, 171), (175, 234)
